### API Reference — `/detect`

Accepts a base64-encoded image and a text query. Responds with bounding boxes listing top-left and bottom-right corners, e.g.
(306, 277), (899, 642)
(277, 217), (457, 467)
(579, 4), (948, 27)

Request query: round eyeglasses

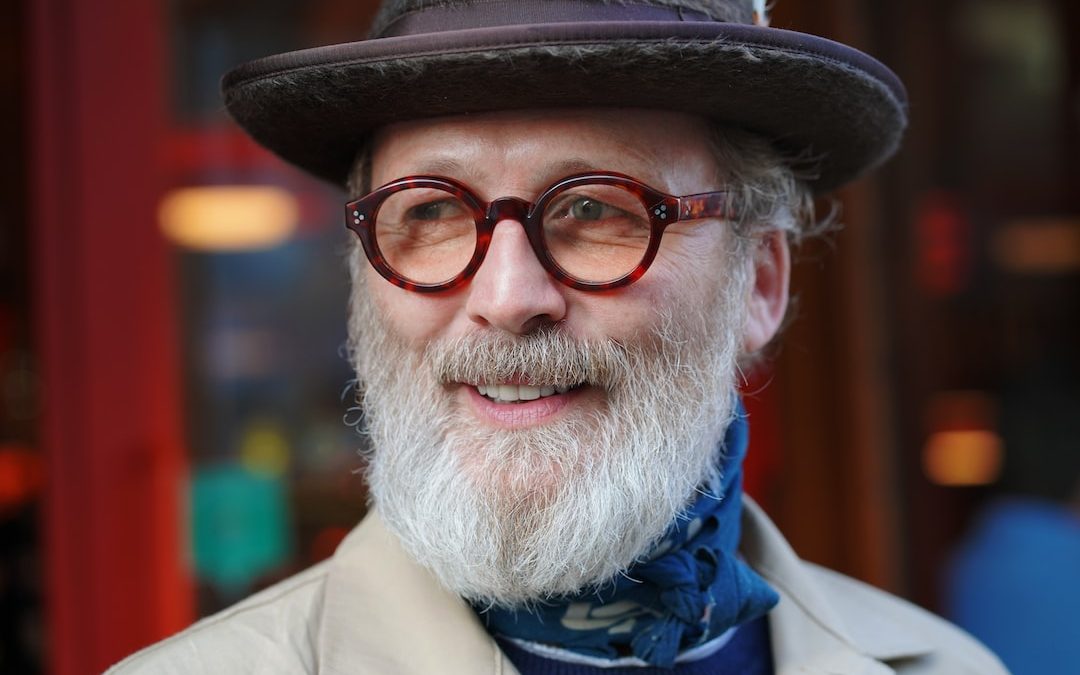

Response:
(345, 171), (731, 293)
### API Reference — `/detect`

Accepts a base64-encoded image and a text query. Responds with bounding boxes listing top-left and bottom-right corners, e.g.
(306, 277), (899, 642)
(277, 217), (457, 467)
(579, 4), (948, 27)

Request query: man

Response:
(111, 0), (1008, 673)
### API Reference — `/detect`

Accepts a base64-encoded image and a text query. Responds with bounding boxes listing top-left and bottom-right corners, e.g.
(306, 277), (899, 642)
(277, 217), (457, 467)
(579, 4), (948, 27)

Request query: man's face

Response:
(349, 109), (781, 605)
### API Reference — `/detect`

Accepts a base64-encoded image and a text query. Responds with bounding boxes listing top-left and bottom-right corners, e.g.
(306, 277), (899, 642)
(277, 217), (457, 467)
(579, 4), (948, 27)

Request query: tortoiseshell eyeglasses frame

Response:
(345, 171), (731, 293)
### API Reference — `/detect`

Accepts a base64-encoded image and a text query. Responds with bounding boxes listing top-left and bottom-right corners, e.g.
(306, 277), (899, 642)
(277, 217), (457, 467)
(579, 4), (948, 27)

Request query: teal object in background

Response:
(190, 463), (292, 594)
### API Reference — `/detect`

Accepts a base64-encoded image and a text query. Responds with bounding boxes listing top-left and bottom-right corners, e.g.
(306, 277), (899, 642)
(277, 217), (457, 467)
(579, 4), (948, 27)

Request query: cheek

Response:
(569, 270), (696, 342)
(639, 232), (730, 301)
(365, 267), (463, 344)
(573, 230), (736, 335)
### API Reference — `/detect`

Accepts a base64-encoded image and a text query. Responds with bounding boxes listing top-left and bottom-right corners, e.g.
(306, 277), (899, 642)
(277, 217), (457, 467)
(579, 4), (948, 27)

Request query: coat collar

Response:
(317, 498), (931, 675)
(739, 497), (931, 674)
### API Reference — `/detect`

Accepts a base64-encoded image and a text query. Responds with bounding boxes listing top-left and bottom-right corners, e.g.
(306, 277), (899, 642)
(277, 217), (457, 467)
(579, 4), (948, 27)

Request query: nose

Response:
(465, 211), (567, 335)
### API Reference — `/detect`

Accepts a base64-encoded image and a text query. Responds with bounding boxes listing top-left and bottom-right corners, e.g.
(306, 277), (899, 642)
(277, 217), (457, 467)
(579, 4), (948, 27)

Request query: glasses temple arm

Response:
(677, 191), (732, 222)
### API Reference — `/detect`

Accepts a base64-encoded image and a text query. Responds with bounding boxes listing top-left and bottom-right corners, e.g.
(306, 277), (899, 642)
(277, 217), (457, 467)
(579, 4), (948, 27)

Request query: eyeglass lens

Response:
(375, 187), (477, 284)
(373, 182), (653, 286)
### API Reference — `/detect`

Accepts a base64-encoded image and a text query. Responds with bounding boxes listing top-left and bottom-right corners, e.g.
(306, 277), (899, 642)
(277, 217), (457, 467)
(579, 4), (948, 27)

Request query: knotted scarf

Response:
(474, 401), (778, 667)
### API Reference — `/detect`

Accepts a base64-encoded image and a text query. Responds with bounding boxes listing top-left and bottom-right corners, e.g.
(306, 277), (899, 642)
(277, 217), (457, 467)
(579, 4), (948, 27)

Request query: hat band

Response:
(376, 0), (728, 38)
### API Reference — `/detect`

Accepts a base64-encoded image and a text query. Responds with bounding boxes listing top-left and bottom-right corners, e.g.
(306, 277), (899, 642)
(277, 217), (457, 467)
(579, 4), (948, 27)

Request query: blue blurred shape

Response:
(945, 498), (1080, 675)
(190, 463), (292, 595)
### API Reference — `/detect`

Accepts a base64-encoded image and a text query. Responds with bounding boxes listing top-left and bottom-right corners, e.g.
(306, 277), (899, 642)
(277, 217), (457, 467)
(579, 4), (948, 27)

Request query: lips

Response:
(475, 383), (579, 403)
(465, 381), (584, 428)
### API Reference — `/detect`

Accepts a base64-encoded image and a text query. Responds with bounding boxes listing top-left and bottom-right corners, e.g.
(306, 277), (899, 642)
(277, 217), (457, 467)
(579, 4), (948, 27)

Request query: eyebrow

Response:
(409, 156), (653, 192)
(415, 156), (472, 177)
(547, 158), (601, 175)
(415, 157), (599, 178)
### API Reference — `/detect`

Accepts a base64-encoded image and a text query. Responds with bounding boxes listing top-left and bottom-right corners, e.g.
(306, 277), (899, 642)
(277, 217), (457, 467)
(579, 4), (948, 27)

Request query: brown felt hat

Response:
(222, 0), (908, 194)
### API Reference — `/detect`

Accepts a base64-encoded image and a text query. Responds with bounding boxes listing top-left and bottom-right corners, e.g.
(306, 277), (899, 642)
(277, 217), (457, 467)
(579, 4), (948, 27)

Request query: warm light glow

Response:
(923, 430), (1005, 487)
(991, 218), (1080, 274)
(159, 185), (299, 251)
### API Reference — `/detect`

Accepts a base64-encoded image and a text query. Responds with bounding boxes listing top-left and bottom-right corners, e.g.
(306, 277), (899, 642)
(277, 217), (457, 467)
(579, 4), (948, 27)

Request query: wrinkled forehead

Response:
(365, 108), (722, 195)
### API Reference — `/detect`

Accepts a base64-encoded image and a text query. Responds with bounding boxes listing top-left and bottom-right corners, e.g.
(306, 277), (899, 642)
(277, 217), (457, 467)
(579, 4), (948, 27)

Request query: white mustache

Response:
(427, 326), (635, 392)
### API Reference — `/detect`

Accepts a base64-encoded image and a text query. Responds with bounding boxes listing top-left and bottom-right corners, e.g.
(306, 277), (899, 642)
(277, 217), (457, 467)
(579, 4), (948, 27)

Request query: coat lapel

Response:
(741, 497), (931, 675)
(317, 512), (518, 675)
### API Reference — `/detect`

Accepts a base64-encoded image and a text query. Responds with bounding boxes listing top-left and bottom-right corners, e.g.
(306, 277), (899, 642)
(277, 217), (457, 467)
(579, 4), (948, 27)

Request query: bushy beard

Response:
(349, 262), (749, 607)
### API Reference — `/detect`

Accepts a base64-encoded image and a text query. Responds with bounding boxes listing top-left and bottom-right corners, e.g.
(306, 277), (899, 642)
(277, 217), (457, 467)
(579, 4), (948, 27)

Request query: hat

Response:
(222, 0), (907, 194)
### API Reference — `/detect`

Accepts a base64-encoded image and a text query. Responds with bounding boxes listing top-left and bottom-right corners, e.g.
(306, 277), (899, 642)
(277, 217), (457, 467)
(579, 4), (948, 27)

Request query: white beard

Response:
(349, 262), (750, 607)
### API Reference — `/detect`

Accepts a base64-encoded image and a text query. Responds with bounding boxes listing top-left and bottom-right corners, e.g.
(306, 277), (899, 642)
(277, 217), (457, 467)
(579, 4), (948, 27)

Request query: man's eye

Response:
(406, 200), (461, 221)
(569, 198), (614, 221)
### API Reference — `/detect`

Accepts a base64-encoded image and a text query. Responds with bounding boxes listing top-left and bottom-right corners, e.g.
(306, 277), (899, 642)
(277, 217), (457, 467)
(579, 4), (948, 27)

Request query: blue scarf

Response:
(474, 401), (779, 667)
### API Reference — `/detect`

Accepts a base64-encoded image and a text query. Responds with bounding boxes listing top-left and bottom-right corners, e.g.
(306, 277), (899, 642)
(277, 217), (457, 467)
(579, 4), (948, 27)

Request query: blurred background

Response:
(2, 0), (1078, 673)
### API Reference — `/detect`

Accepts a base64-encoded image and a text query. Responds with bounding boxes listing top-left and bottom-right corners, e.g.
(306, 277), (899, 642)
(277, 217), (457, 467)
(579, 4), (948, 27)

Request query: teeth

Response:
(476, 383), (577, 402)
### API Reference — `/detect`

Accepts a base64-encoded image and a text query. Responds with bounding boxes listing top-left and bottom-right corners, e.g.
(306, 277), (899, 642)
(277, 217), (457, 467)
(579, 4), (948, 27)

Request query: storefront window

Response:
(166, 0), (379, 614)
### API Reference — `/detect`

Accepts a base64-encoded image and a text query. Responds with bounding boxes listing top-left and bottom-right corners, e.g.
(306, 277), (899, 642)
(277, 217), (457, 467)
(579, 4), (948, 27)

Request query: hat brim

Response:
(222, 21), (907, 194)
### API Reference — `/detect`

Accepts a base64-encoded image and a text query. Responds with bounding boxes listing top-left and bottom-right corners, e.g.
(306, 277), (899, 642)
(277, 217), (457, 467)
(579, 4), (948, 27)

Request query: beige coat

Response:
(109, 499), (1008, 674)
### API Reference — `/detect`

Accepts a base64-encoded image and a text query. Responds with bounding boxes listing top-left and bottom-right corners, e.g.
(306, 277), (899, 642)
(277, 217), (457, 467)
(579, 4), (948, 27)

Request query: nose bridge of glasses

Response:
(485, 196), (533, 227)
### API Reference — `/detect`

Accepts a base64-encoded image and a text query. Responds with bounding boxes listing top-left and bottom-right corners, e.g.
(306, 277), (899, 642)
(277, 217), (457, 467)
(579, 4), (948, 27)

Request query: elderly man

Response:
(111, 1), (1008, 673)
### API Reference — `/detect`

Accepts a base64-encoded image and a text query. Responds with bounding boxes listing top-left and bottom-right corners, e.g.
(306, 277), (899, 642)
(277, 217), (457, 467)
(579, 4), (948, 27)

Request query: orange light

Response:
(923, 391), (1004, 487)
(991, 218), (1080, 275)
(923, 429), (1004, 487)
(158, 185), (299, 251)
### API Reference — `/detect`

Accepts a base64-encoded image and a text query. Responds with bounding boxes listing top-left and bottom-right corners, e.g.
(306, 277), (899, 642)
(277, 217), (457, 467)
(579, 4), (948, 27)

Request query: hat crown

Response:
(369, 0), (760, 39)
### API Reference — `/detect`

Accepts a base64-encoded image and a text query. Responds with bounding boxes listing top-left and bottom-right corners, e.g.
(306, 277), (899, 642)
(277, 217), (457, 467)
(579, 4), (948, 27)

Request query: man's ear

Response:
(741, 229), (790, 353)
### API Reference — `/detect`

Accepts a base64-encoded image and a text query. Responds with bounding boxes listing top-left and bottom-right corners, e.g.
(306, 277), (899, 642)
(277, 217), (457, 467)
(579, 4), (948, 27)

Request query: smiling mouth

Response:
(475, 383), (583, 403)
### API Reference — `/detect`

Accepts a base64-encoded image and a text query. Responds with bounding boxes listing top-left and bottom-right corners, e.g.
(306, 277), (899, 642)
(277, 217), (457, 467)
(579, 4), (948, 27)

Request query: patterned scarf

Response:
(474, 401), (778, 667)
